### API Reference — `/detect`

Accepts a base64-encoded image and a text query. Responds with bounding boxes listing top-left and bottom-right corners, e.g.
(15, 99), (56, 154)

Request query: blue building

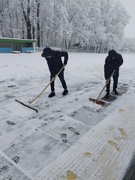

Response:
(0, 37), (36, 53)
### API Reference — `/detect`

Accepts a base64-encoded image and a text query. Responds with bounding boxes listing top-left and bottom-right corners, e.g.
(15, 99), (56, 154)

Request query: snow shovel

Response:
(89, 70), (116, 106)
(15, 66), (65, 112)
(15, 99), (38, 113)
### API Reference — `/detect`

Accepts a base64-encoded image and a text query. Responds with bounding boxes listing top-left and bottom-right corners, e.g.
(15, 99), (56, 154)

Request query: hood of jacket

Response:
(108, 50), (117, 57)
(41, 47), (55, 58)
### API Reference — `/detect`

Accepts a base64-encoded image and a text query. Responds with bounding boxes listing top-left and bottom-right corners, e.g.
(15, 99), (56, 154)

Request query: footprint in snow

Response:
(68, 127), (80, 135)
(60, 118), (65, 121)
(6, 121), (16, 125)
(61, 133), (68, 143)
(3, 175), (12, 180)
(70, 111), (77, 117)
(12, 156), (19, 164)
(7, 85), (16, 88)
(0, 165), (9, 173)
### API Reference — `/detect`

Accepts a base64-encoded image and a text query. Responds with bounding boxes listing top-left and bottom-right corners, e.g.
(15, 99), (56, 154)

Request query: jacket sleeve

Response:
(60, 51), (68, 65)
(114, 54), (123, 69)
(104, 64), (111, 79)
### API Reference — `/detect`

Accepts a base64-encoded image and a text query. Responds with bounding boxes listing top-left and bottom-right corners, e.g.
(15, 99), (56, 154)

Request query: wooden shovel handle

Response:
(29, 66), (65, 104)
(96, 70), (116, 100)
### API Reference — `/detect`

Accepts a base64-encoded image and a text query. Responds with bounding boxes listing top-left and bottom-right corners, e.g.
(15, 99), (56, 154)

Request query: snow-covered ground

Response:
(0, 52), (135, 180)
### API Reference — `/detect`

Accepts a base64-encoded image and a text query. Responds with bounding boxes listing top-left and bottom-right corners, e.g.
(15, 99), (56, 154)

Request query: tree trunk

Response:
(36, 0), (40, 47)
(22, 0), (32, 39)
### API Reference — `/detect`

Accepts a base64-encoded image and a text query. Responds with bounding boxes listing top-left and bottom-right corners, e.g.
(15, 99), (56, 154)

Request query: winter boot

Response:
(48, 91), (55, 98)
(104, 92), (110, 98)
(62, 89), (68, 96)
(113, 89), (118, 95)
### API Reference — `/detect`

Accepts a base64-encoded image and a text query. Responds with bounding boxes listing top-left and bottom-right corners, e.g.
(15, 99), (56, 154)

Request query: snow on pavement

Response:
(0, 52), (135, 180)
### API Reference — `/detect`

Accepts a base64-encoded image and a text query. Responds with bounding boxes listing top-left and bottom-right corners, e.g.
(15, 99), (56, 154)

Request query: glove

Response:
(106, 79), (110, 84)
(41, 53), (44, 57)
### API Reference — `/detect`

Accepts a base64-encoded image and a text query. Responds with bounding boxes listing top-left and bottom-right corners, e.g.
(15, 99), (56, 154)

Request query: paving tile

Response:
(68, 106), (107, 126)
(3, 131), (69, 177)
(41, 115), (91, 145)
(0, 155), (31, 180)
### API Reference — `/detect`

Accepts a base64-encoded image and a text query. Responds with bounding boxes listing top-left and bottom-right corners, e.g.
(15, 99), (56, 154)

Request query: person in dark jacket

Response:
(41, 47), (68, 98)
(104, 50), (123, 98)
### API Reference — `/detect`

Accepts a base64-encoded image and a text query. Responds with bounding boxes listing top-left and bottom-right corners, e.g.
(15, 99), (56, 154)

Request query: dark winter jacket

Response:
(104, 50), (123, 79)
(41, 47), (68, 75)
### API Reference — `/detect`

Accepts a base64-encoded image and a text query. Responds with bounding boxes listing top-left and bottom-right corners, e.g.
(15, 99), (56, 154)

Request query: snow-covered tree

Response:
(0, 0), (130, 52)
(121, 37), (135, 52)
(100, 0), (130, 51)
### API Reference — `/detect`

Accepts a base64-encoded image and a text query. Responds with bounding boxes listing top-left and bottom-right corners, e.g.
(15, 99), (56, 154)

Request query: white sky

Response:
(119, 0), (135, 38)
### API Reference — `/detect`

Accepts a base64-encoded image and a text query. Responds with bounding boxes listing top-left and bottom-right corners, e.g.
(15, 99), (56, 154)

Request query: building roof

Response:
(0, 37), (36, 43)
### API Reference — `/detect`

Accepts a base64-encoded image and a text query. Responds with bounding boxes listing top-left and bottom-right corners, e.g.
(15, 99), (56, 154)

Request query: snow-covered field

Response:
(0, 52), (135, 180)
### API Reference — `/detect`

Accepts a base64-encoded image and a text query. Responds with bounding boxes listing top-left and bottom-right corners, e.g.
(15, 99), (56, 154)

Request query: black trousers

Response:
(50, 70), (67, 92)
(106, 70), (119, 93)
